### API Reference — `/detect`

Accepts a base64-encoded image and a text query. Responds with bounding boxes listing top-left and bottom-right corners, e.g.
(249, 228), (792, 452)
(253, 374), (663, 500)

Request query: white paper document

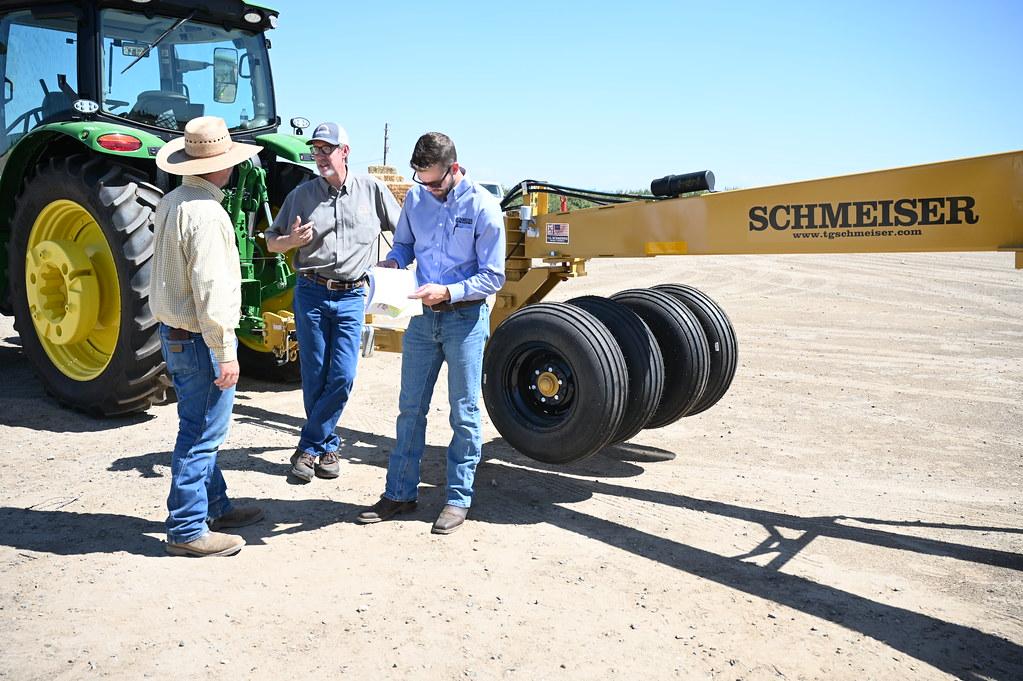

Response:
(365, 266), (423, 318)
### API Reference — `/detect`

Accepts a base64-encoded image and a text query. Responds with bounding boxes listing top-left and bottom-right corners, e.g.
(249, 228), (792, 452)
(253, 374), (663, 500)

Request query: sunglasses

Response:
(310, 144), (339, 156)
(412, 165), (452, 189)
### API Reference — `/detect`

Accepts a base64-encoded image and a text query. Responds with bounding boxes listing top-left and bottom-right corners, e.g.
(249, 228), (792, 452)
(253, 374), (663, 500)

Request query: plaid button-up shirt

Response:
(150, 175), (241, 363)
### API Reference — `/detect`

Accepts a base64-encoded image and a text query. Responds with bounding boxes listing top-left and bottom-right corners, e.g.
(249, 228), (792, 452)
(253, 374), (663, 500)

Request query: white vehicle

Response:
(478, 181), (503, 201)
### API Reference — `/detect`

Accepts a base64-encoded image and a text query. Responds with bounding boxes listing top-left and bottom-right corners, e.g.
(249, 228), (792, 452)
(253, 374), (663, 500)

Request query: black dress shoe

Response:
(431, 505), (468, 534)
(356, 496), (417, 524)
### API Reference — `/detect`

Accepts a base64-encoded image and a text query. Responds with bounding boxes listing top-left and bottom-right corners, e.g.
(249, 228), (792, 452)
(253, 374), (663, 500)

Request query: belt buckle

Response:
(337, 277), (364, 291)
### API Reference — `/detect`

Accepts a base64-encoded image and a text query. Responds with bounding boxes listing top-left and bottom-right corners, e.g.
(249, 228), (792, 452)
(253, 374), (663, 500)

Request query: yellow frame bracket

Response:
(261, 310), (298, 363)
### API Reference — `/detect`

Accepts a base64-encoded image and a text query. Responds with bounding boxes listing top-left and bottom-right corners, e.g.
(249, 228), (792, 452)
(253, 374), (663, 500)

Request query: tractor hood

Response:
(23, 121), (312, 164)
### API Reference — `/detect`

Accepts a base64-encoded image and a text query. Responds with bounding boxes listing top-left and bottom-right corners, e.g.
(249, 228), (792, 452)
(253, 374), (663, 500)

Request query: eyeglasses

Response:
(412, 165), (451, 189)
(309, 144), (338, 156)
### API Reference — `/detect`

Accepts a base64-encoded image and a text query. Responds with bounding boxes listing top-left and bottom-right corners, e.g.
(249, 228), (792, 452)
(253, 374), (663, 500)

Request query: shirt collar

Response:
(452, 171), (473, 201)
(182, 175), (225, 203)
(317, 167), (353, 197)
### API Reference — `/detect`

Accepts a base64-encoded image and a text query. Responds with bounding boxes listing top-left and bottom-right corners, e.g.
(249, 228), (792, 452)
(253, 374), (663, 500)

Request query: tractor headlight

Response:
(72, 99), (100, 115)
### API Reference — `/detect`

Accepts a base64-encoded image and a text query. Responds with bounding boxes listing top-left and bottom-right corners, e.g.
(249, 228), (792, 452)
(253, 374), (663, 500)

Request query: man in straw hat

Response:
(152, 116), (265, 557)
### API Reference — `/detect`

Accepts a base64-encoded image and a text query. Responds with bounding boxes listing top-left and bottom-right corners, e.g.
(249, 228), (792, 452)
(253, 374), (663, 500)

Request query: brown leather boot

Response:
(356, 497), (417, 524)
(290, 450), (316, 482)
(431, 505), (468, 534)
(166, 531), (244, 557)
(208, 506), (264, 532)
(315, 451), (340, 479)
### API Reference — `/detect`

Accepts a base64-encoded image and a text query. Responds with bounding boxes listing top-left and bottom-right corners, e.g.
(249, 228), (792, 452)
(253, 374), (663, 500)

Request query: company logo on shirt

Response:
(455, 217), (473, 225)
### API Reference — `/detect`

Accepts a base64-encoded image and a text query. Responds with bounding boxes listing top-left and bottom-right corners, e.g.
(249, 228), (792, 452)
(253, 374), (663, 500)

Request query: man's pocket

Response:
(161, 336), (199, 377)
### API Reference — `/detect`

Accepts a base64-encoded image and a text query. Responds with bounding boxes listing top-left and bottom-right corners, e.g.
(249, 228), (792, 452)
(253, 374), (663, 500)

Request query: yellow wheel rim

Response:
(25, 199), (120, 381)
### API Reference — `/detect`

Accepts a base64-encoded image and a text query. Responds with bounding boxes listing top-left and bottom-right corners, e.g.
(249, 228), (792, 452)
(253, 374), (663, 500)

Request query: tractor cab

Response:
(0, 1), (316, 417)
(100, 7), (275, 134)
(0, 0), (279, 159)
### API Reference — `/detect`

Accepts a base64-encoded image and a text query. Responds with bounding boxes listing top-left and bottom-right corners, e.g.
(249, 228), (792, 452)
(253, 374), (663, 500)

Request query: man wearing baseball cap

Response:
(265, 122), (401, 482)
(152, 116), (265, 557)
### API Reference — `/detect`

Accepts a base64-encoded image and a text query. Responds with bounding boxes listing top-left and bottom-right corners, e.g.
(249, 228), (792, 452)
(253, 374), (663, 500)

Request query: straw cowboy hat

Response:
(155, 116), (261, 175)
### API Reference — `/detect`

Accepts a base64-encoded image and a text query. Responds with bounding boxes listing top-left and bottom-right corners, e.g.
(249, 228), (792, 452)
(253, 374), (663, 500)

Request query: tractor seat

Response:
(40, 91), (73, 123)
(128, 90), (203, 130)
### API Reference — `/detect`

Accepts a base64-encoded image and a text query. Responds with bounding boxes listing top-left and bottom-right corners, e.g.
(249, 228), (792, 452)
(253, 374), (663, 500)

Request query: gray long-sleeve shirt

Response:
(266, 170), (401, 280)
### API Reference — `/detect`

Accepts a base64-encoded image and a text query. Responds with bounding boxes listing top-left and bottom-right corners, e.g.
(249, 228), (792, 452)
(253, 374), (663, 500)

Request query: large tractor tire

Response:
(566, 295), (664, 444)
(610, 288), (710, 429)
(236, 161), (316, 382)
(653, 284), (738, 415)
(482, 302), (627, 464)
(8, 154), (166, 416)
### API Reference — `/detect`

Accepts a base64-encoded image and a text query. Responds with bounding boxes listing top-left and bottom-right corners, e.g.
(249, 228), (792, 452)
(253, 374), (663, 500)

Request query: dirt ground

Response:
(0, 252), (1020, 680)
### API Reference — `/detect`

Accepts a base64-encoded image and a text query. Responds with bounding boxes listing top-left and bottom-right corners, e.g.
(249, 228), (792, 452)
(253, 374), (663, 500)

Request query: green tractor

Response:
(0, 0), (314, 415)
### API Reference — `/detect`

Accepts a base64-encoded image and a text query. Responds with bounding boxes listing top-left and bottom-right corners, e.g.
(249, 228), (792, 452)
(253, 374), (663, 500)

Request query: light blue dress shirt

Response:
(387, 174), (506, 303)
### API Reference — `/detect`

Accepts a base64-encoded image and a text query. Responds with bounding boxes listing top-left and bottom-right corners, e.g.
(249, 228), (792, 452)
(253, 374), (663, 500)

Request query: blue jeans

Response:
(292, 276), (365, 456)
(160, 324), (235, 544)
(385, 301), (490, 508)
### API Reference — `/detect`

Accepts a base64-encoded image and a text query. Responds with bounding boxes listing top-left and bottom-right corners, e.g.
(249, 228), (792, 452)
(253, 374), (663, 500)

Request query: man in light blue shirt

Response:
(357, 132), (505, 534)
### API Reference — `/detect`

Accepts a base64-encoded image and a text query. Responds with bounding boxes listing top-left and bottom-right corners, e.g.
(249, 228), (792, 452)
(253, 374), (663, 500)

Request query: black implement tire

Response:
(610, 288), (710, 428)
(8, 154), (166, 416)
(566, 295), (664, 444)
(237, 162), (317, 382)
(653, 284), (737, 415)
(482, 302), (627, 464)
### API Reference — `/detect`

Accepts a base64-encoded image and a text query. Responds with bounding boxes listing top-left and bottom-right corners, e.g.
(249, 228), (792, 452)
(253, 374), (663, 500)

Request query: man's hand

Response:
(268, 216), (314, 253)
(376, 258), (399, 269)
(410, 283), (451, 306)
(286, 215), (314, 248)
(215, 360), (240, 390)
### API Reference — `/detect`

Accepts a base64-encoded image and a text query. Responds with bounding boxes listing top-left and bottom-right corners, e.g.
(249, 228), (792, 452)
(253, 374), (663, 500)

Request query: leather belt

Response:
(428, 299), (484, 313)
(167, 327), (192, 341)
(299, 272), (368, 291)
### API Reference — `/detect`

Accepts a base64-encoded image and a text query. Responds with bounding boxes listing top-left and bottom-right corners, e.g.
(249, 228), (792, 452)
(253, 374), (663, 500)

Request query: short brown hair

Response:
(410, 132), (457, 170)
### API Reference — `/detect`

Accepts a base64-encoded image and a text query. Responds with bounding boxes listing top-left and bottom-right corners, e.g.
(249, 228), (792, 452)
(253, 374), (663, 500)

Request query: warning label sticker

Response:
(546, 223), (569, 244)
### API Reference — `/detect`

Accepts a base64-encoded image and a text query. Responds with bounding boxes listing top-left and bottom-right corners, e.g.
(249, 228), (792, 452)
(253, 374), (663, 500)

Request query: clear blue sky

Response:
(268, 1), (1023, 191)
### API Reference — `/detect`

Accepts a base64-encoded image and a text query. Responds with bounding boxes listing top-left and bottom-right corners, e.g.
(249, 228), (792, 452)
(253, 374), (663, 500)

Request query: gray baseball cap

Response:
(307, 121), (349, 147)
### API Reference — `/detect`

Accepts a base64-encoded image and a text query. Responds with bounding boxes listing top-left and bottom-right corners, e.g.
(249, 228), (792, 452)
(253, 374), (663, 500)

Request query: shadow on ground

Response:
(0, 344), (154, 431)
(5, 402), (1021, 678)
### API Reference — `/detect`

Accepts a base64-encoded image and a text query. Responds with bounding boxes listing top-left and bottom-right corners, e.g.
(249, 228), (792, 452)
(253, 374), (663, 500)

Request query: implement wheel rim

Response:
(508, 344), (576, 423)
(24, 199), (119, 381)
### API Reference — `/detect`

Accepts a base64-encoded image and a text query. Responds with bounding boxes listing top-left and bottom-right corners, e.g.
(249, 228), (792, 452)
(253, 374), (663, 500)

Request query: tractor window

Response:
(100, 9), (274, 133)
(0, 10), (78, 157)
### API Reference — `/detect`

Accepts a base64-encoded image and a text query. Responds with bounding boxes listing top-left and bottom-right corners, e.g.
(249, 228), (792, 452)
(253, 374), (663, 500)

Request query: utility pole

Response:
(383, 123), (390, 166)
